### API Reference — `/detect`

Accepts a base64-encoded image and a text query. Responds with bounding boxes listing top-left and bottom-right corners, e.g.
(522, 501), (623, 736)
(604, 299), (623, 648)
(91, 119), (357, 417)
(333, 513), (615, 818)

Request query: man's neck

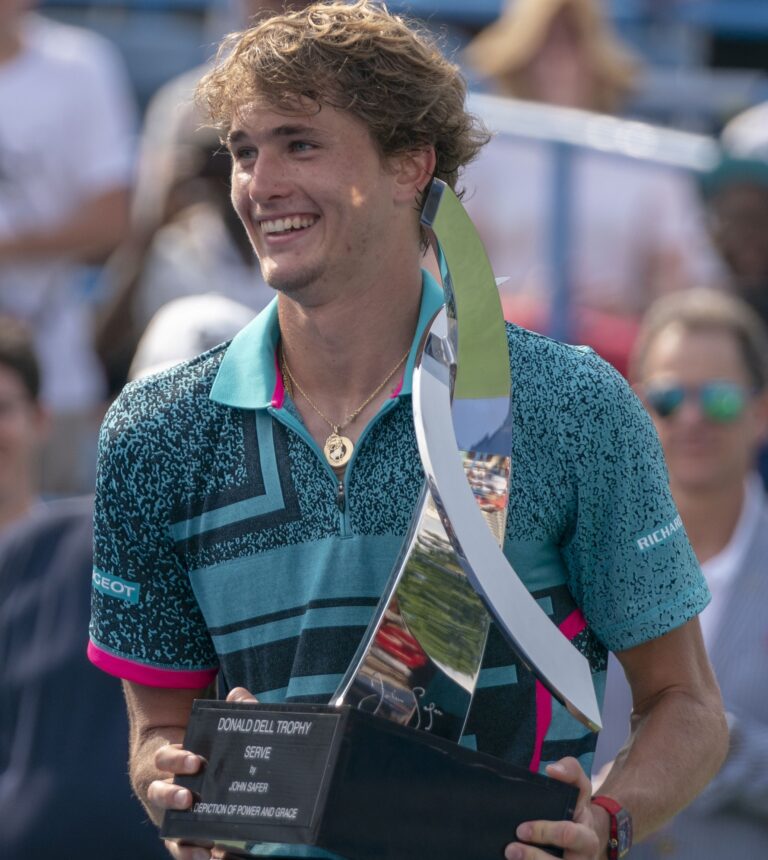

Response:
(277, 267), (424, 449)
(672, 479), (745, 563)
(279, 268), (423, 386)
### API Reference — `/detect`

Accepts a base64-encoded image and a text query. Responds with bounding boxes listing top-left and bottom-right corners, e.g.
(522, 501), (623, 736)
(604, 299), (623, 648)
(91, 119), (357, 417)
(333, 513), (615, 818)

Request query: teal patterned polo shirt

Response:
(89, 272), (708, 818)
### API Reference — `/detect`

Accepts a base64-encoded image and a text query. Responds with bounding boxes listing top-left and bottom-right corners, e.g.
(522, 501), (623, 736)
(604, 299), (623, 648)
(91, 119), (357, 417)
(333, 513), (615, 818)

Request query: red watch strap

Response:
(591, 795), (621, 860)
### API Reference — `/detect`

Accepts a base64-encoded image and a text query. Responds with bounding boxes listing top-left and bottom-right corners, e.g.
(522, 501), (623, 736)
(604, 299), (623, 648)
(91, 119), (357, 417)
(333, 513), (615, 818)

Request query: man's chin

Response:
(673, 467), (735, 494)
(263, 267), (323, 298)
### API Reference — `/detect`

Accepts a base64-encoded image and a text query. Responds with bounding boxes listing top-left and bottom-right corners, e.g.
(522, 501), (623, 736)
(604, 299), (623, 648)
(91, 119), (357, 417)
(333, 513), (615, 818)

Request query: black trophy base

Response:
(161, 700), (577, 860)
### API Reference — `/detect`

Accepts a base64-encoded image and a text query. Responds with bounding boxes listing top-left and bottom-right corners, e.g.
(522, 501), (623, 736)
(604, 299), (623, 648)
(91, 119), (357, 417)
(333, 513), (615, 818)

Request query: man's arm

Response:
(122, 680), (209, 827)
(123, 680), (218, 860)
(506, 618), (728, 859)
(123, 682), (259, 860)
(599, 618), (727, 839)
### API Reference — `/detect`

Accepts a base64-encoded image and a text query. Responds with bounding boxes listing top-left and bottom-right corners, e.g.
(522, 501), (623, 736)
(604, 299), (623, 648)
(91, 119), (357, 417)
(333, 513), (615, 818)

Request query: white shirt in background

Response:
(0, 15), (136, 412)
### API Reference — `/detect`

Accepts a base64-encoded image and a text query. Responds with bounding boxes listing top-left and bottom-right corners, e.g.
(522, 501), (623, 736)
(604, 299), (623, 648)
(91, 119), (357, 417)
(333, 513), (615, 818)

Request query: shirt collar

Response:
(209, 270), (444, 409)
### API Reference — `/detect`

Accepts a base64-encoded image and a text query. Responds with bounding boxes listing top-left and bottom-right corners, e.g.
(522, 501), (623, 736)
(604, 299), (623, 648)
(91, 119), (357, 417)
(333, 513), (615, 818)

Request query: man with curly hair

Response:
(88, 4), (727, 859)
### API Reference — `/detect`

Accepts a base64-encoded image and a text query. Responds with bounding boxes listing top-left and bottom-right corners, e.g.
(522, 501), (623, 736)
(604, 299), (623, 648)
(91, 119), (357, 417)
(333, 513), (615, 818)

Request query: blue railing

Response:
(467, 93), (720, 341)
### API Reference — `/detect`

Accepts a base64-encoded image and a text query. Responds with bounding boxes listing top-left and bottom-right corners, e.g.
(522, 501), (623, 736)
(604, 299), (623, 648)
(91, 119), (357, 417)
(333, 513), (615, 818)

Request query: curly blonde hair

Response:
(196, 0), (489, 193)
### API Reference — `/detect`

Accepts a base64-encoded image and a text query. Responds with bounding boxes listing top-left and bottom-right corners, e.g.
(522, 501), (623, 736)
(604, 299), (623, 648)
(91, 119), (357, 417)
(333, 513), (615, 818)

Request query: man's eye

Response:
(290, 141), (314, 153)
(234, 147), (257, 160)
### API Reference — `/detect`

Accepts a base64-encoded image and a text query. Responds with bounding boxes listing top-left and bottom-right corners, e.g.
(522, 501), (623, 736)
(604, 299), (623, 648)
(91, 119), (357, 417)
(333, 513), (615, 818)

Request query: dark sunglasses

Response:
(642, 380), (751, 423)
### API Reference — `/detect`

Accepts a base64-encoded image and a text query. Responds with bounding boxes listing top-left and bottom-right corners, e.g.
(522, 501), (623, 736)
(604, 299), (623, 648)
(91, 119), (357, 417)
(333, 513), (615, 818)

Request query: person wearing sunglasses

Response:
(595, 287), (768, 858)
(643, 379), (753, 425)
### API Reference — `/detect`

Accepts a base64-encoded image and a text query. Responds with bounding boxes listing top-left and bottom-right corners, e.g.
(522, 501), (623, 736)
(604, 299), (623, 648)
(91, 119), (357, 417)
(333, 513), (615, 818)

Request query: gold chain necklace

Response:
(282, 346), (410, 468)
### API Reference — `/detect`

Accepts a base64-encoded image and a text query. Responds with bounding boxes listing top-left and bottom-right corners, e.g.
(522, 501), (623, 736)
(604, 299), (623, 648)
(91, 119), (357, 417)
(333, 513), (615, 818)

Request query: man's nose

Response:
(247, 154), (289, 202)
(676, 395), (708, 426)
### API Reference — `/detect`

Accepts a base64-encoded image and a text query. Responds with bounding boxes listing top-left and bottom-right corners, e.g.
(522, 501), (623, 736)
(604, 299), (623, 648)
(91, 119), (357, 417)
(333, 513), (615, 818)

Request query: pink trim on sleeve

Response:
(87, 641), (217, 689)
(271, 349), (285, 408)
(528, 609), (590, 772)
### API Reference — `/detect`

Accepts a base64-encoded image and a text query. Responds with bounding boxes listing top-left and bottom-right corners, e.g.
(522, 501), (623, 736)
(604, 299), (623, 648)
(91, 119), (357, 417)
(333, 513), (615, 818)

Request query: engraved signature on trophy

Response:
(411, 687), (444, 732)
(355, 673), (443, 733)
(356, 672), (389, 717)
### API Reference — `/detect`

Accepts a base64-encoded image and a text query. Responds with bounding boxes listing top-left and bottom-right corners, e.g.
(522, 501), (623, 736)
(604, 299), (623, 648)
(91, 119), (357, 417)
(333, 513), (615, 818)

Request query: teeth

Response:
(260, 215), (316, 234)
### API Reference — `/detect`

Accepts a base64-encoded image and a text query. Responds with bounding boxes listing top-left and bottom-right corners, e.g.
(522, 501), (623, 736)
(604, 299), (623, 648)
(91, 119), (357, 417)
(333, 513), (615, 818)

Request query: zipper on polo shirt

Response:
(269, 396), (400, 539)
(268, 405), (353, 537)
(333, 397), (399, 538)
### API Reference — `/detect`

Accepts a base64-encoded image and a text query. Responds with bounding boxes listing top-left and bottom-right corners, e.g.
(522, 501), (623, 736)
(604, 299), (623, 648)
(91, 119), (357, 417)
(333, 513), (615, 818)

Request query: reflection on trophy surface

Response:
(337, 429), (516, 739)
(343, 484), (495, 739)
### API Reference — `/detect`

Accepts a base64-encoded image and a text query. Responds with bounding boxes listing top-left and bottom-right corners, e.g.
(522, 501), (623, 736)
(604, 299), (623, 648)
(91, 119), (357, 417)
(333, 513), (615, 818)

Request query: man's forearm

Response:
(122, 679), (209, 825)
(128, 724), (188, 824)
(598, 684), (728, 842)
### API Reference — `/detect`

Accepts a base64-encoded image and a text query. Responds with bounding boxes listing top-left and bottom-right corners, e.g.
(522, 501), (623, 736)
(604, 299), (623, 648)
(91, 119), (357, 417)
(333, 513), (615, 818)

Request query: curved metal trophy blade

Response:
(418, 181), (600, 732)
(334, 179), (600, 736)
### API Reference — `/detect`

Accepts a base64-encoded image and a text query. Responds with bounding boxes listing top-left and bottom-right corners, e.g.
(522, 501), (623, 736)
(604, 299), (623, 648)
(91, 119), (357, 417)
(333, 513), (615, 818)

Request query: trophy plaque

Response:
(161, 180), (600, 858)
(162, 700), (578, 859)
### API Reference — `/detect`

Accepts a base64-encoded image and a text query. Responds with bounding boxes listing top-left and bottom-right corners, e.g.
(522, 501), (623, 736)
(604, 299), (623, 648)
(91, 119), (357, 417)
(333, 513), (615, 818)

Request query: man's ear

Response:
(391, 147), (437, 203)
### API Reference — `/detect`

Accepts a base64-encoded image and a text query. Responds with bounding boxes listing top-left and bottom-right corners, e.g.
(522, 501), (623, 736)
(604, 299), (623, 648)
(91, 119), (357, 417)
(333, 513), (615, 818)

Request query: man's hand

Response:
(146, 742), (211, 860)
(504, 757), (608, 860)
(140, 687), (260, 860)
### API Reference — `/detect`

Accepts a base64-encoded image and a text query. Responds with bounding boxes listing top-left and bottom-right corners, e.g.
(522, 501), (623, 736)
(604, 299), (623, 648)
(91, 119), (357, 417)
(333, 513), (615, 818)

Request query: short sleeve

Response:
(88, 381), (218, 688)
(560, 351), (710, 652)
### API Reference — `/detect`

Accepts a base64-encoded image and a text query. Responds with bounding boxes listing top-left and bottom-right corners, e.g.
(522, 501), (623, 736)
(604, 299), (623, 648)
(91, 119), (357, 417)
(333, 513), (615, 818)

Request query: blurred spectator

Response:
(129, 293), (257, 381)
(0, 498), (170, 860)
(594, 288), (768, 857)
(95, 123), (269, 398)
(0, 6), (136, 494)
(0, 296), (253, 859)
(0, 317), (46, 532)
(0, 326), (166, 858)
(461, 0), (723, 372)
(94, 0), (304, 401)
(701, 155), (768, 331)
(465, 0), (639, 111)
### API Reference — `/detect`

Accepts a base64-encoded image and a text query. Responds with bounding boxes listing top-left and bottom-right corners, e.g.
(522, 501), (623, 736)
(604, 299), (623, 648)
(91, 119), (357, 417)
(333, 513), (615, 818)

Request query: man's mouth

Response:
(260, 215), (318, 236)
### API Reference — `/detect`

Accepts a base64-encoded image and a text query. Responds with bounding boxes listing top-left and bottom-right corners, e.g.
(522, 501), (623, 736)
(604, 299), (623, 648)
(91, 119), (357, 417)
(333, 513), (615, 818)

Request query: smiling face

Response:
(639, 323), (768, 494)
(227, 102), (417, 304)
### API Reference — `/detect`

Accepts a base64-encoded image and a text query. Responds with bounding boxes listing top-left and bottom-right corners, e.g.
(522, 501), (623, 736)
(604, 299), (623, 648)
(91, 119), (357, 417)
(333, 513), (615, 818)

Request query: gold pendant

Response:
(324, 433), (353, 467)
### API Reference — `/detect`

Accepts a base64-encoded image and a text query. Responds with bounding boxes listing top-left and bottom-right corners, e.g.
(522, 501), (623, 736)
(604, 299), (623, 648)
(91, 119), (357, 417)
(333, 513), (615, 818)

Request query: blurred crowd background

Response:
(1, 0), (767, 499)
(2, 0), (768, 857)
